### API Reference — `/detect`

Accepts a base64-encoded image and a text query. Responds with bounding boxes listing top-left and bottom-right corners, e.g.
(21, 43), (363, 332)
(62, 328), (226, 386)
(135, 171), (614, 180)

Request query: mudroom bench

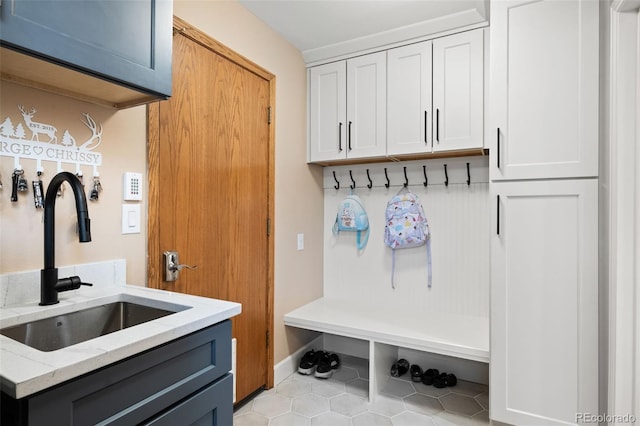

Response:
(284, 297), (489, 401)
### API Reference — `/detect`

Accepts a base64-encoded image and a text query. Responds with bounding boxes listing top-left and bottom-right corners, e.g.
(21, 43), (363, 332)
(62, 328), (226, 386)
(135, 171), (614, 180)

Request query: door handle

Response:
(338, 122), (343, 152)
(348, 121), (352, 151)
(436, 109), (440, 143)
(163, 251), (198, 282)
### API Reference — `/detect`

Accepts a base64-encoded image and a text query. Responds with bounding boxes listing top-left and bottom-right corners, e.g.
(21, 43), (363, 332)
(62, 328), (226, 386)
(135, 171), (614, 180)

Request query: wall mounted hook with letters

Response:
(0, 104), (104, 176)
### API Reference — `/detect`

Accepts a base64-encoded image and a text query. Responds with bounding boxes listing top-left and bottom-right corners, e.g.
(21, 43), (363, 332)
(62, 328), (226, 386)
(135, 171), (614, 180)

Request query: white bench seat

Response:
(284, 297), (489, 363)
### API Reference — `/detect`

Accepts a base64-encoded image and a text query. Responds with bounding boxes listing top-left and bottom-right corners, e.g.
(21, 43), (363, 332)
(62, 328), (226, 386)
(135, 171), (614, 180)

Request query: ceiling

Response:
(238, 0), (489, 63)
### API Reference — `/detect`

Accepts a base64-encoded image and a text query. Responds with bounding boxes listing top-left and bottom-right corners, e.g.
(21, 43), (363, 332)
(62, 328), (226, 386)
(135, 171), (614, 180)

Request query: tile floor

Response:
(234, 355), (490, 426)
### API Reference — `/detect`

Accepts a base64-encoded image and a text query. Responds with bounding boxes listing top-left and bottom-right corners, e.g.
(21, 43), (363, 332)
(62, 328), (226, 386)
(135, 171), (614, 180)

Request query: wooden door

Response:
(490, 0), (598, 180)
(387, 40), (433, 156)
(432, 28), (484, 153)
(147, 19), (274, 404)
(490, 179), (598, 425)
(308, 61), (347, 163)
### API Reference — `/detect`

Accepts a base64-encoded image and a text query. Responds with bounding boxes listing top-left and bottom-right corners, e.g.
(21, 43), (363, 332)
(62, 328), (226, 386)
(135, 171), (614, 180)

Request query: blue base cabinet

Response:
(1, 320), (232, 426)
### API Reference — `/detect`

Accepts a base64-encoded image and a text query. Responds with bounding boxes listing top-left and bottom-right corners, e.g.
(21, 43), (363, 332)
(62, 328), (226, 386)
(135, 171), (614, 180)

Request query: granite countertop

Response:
(0, 285), (241, 399)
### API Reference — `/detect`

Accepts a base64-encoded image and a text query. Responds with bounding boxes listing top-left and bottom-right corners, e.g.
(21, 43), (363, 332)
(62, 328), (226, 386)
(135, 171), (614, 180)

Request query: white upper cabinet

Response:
(490, 0), (599, 180)
(387, 41), (433, 156)
(346, 52), (388, 160)
(309, 28), (484, 164)
(490, 179), (598, 425)
(308, 61), (347, 163)
(387, 29), (484, 158)
(308, 52), (386, 163)
(433, 29), (484, 152)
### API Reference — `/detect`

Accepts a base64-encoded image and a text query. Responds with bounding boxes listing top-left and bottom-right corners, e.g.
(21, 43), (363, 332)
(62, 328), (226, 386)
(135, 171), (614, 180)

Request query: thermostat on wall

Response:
(123, 172), (143, 201)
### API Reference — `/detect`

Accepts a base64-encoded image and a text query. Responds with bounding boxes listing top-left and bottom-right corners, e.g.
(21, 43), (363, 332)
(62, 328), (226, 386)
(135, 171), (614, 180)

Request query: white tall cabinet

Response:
(308, 52), (386, 163)
(489, 1), (600, 425)
(490, 0), (599, 180)
(491, 180), (598, 425)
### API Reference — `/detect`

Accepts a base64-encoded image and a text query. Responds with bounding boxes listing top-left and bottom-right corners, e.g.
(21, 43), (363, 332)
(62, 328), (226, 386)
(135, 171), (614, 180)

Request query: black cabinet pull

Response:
(497, 127), (500, 168)
(338, 122), (343, 152)
(496, 195), (501, 235)
(424, 111), (428, 144)
(436, 109), (440, 143)
(348, 121), (352, 151)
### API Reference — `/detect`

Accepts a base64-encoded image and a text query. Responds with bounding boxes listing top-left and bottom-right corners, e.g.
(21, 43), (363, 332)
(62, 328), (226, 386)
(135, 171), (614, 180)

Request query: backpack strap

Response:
(356, 226), (370, 252)
(426, 236), (432, 288)
(391, 250), (396, 289)
(390, 237), (432, 290)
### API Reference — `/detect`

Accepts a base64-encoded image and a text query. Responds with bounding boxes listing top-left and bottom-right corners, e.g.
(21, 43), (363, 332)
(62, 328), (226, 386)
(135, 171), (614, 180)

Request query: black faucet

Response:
(40, 172), (93, 306)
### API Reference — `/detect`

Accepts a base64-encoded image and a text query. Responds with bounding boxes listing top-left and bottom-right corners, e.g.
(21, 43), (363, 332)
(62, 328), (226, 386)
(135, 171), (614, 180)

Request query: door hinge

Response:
(266, 218), (271, 236)
(267, 106), (272, 125)
(266, 330), (270, 348)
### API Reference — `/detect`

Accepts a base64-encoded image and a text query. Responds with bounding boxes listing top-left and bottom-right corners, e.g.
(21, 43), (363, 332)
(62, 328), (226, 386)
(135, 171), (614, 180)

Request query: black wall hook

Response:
(366, 169), (373, 189)
(466, 162), (471, 186)
(349, 170), (356, 190)
(423, 165), (428, 187)
(384, 168), (390, 188)
(444, 164), (449, 186)
(403, 167), (409, 187)
(333, 171), (340, 190)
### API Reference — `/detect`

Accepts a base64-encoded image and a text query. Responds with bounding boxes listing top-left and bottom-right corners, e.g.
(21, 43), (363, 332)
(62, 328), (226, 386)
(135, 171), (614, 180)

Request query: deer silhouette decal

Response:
(18, 105), (58, 143)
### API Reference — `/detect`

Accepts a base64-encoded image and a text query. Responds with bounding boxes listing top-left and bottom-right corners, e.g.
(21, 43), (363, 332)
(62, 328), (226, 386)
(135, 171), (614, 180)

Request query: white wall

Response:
(322, 157), (490, 319)
(0, 81), (148, 285)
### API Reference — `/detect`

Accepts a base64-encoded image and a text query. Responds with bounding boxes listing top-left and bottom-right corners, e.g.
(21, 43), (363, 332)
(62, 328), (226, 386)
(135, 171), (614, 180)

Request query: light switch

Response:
(122, 204), (141, 234)
(297, 233), (304, 250)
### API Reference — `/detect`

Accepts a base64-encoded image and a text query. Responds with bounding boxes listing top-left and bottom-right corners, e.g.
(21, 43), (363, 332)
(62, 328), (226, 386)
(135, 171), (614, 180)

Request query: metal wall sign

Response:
(0, 105), (104, 173)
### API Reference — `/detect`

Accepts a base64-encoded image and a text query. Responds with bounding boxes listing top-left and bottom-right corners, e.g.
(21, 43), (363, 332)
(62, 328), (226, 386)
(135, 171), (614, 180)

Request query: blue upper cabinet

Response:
(0, 0), (172, 108)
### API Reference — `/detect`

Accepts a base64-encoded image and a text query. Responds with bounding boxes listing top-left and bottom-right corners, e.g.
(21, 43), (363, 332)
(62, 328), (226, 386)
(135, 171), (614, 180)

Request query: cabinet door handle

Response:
(497, 128), (501, 168)
(348, 121), (352, 151)
(424, 111), (428, 144)
(496, 195), (501, 236)
(338, 122), (343, 152)
(436, 109), (440, 143)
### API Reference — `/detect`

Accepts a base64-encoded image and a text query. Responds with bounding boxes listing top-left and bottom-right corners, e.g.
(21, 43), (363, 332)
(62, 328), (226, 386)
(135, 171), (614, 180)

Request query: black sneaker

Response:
(298, 349), (321, 375)
(314, 351), (333, 379)
(390, 359), (409, 377)
(328, 353), (340, 370)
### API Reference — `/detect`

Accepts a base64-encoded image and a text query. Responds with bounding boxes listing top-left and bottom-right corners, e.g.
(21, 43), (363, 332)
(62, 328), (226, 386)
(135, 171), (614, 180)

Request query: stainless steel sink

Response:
(0, 302), (178, 352)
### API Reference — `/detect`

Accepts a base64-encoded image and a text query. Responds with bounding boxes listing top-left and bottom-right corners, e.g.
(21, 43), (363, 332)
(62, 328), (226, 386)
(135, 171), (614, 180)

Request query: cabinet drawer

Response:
(27, 321), (231, 426)
(144, 374), (233, 426)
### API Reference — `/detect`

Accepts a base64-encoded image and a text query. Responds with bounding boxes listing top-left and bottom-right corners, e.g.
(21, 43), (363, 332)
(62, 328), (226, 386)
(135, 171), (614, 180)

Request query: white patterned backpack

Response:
(384, 188), (432, 288)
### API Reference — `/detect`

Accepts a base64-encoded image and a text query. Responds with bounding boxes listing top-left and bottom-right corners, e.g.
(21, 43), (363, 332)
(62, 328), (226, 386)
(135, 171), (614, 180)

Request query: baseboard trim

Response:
(274, 335), (324, 385)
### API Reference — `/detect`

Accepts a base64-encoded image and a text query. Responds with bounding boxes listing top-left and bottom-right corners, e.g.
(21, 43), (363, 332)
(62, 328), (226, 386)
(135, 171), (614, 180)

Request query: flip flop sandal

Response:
(421, 368), (440, 385)
(298, 349), (320, 375)
(410, 365), (424, 382)
(390, 358), (409, 377)
(433, 372), (458, 388)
